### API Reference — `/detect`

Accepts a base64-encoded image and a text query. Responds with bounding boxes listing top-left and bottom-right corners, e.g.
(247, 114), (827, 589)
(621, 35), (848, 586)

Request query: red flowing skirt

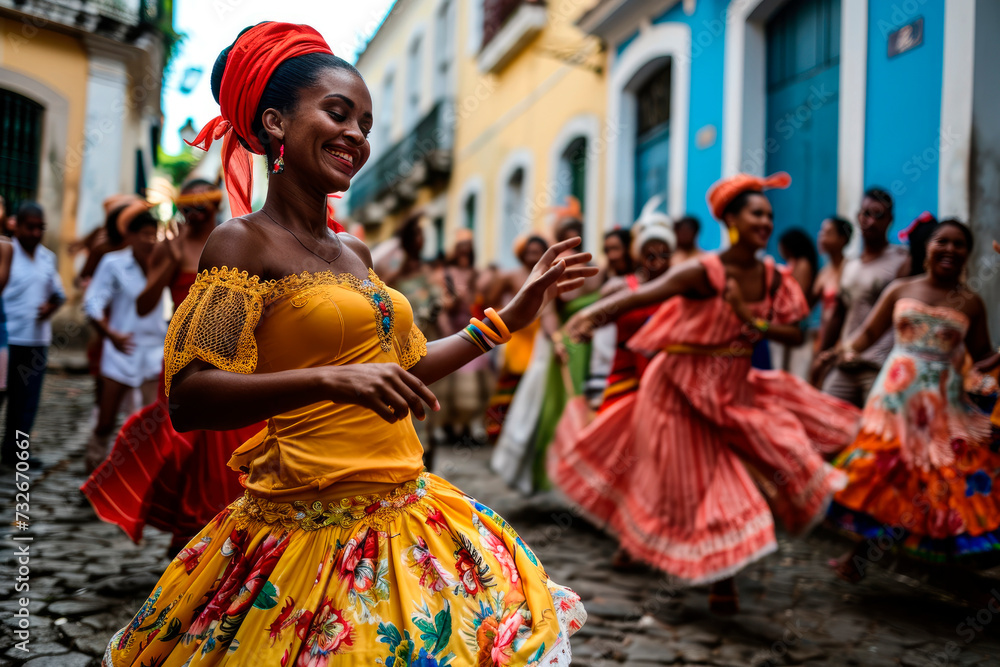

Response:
(82, 378), (265, 543)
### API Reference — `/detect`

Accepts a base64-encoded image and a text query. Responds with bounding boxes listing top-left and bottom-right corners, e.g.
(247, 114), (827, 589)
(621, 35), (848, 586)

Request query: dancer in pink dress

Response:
(549, 216), (673, 570)
(565, 173), (859, 613)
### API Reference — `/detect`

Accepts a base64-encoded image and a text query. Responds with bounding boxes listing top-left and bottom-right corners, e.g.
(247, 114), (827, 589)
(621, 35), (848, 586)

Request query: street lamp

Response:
(178, 66), (203, 94)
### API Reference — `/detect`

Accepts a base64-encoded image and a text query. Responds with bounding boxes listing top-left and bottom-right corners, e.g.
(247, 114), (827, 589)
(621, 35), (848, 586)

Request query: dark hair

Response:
(522, 235), (548, 258)
(16, 201), (43, 220)
(722, 190), (764, 220)
(674, 215), (701, 234)
(604, 228), (632, 247)
(933, 218), (974, 249)
(826, 215), (853, 242)
(397, 213), (424, 258)
(126, 211), (158, 235)
(448, 238), (475, 267)
(603, 228), (635, 273)
(862, 187), (893, 213)
(105, 207), (125, 246)
(778, 228), (818, 278)
(212, 26), (362, 161)
(906, 215), (939, 276)
(181, 178), (218, 193)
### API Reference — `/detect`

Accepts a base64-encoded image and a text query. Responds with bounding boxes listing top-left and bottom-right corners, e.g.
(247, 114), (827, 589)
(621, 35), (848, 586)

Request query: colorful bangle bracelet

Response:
(463, 324), (494, 353)
(470, 308), (512, 345)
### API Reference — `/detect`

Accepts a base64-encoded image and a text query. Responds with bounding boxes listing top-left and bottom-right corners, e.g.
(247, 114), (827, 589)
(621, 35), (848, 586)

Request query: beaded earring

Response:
(272, 144), (285, 174)
(728, 226), (740, 245)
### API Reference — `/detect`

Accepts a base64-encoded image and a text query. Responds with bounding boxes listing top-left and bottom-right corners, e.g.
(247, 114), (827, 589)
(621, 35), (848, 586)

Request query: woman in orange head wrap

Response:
(561, 172), (858, 613)
(102, 21), (591, 666)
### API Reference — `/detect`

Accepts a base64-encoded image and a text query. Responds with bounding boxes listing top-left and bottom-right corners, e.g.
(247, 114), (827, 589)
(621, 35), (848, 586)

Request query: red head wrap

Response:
(185, 22), (343, 231)
(897, 211), (936, 242)
(706, 172), (792, 221)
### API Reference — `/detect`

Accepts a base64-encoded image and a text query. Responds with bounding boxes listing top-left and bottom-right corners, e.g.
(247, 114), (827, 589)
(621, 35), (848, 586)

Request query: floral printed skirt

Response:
(831, 429), (1000, 563)
(102, 473), (586, 666)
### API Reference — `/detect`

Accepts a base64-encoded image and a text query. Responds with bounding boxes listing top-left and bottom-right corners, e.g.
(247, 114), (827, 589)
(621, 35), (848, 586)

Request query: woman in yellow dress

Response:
(102, 22), (590, 667)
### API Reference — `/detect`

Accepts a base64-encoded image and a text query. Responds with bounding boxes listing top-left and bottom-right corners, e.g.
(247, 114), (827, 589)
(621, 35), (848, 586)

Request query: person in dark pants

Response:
(0, 202), (66, 466)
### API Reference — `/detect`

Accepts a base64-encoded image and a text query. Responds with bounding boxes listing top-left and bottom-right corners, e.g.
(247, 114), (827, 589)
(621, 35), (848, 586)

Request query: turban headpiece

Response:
(185, 22), (344, 232)
(706, 172), (791, 221)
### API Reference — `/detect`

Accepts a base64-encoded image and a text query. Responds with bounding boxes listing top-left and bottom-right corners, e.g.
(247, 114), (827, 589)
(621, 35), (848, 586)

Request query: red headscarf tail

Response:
(185, 22), (334, 218)
(707, 171), (792, 221)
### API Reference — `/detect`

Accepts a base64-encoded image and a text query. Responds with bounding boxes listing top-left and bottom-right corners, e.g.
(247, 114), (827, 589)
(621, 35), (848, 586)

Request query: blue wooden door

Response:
(633, 61), (672, 221)
(635, 125), (670, 220)
(765, 0), (841, 253)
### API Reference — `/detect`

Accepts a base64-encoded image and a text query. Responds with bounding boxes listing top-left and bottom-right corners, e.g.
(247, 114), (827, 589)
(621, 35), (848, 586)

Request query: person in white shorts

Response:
(83, 200), (166, 472)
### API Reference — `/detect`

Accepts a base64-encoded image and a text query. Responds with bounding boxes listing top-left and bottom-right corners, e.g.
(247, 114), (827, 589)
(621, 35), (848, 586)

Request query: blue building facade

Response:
(579, 0), (999, 335)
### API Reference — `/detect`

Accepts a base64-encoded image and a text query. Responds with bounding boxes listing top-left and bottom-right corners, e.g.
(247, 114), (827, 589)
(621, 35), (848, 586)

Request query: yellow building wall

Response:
(0, 20), (88, 290)
(353, 0), (449, 246)
(448, 0), (607, 264)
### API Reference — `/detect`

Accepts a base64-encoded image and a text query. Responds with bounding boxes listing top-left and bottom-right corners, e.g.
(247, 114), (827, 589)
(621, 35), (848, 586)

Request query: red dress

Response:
(82, 272), (266, 544)
(551, 254), (859, 584)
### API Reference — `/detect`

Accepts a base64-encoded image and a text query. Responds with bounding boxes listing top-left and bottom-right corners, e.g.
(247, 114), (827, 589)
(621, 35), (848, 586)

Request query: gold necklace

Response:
(260, 208), (344, 264)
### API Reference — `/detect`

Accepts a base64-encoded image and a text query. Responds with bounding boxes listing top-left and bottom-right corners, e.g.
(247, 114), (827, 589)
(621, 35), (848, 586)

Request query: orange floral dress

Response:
(830, 298), (1000, 561)
(102, 267), (585, 667)
(550, 254), (859, 585)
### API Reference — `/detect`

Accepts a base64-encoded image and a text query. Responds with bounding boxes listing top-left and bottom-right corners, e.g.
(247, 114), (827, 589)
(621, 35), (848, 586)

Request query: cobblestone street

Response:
(3, 372), (1000, 666)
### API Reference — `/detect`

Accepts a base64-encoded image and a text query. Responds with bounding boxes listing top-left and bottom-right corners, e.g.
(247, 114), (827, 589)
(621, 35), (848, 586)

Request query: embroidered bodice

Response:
(164, 267), (428, 500)
(892, 297), (968, 361)
(861, 298), (990, 471)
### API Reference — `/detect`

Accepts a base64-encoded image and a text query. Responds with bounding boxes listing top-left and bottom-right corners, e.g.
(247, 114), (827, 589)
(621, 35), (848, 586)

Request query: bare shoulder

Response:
(198, 217), (268, 275)
(957, 285), (986, 320)
(885, 275), (923, 298)
(340, 233), (373, 268)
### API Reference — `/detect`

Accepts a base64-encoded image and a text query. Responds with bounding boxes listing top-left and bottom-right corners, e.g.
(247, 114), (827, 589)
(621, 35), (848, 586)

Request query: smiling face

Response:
(263, 68), (373, 195)
(926, 224), (970, 280)
(726, 193), (773, 250)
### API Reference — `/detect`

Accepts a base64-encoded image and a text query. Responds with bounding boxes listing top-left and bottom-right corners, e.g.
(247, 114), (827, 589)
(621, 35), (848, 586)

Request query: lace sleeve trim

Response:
(164, 266), (266, 395)
(399, 326), (428, 370)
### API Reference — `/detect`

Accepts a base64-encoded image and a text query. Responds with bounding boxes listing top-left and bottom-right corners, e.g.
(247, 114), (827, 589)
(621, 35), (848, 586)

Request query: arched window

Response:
(501, 167), (526, 267)
(406, 36), (424, 129)
(557, 136), (587, 213)
(0, 89), (43, 211)
(434, 1), (455, 100)
(463, 192), (477, 231)
(380, 72), (396, 146)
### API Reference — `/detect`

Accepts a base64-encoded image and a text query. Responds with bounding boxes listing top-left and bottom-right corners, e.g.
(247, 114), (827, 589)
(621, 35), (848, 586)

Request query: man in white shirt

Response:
(82, 205), (166, 472)
(1, 202), (66, 466)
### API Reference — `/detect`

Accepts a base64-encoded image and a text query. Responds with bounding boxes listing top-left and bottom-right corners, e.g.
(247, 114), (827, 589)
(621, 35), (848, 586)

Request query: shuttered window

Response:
(0, 89), (43, 211)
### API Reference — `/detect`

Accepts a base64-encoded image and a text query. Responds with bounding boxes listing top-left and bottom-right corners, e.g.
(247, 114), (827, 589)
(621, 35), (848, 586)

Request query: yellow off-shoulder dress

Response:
(103, 267), (586, 667)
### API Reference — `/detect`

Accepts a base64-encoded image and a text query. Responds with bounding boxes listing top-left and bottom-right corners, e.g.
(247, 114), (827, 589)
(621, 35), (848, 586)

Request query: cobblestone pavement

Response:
(3, 373), (1000, 666)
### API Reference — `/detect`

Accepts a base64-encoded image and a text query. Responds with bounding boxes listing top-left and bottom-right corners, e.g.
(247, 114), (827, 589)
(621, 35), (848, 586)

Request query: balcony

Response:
(478, 0), (547, 74)
(348, 100), (454, 224)
(0, 0), (163, 42)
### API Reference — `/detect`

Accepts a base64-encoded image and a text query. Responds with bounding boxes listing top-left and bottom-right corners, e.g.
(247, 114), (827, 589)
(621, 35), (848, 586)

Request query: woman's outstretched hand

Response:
(498, 237), (598, 332)
(320, 363), (440, 424)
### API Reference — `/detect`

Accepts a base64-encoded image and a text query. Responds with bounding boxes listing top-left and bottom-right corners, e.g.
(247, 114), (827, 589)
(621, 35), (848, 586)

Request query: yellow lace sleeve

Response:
(399, 325), (428, 370)
(164, 267), (266, 395)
